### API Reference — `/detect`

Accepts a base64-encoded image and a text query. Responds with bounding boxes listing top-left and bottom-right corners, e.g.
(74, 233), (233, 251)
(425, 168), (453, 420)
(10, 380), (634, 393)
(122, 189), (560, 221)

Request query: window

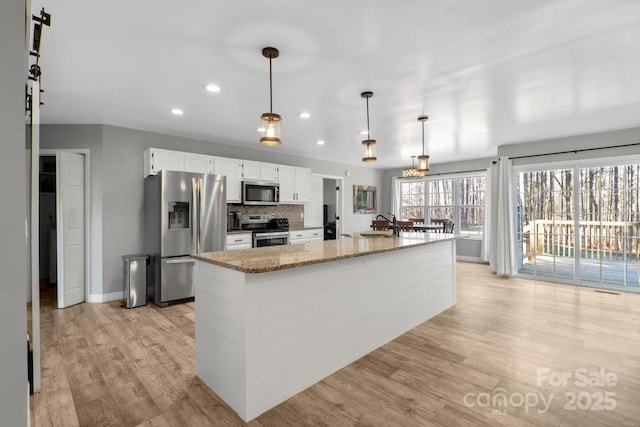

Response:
(400, 180), (425, 221)
(458, 176), (486, 237)
(398, 173), (486, 237)
(427, 179), (454, 222)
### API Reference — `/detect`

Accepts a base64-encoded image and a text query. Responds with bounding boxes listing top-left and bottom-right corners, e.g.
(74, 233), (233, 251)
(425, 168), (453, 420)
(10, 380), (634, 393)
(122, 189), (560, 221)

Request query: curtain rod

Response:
(508, 142), (640, 160)
(425, 168), (487, 177)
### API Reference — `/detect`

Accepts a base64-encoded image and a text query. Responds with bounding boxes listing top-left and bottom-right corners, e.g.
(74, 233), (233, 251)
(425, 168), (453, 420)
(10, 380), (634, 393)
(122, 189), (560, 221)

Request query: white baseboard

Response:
(87, 291), (124, 303)
(456, 256), (487, 264)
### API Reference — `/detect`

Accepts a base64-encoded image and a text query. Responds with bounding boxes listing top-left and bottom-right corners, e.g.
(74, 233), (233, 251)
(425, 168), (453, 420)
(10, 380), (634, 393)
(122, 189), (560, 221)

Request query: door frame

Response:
(314, 173), (344, 237)
(40, 149), (91, 306)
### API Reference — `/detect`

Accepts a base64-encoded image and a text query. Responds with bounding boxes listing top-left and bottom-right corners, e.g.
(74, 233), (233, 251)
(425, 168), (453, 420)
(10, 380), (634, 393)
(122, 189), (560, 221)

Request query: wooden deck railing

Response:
(523, 220), (640, 260)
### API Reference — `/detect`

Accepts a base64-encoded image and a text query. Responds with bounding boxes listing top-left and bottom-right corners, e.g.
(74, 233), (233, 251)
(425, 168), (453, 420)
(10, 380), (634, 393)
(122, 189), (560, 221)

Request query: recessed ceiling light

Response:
(359, 129), (368, 135)
(299, 112), (311, 119)
(316, 140), (325, 145)
(205, 84), (221, 93)
(257, 127), (266, 132)
(171, 108), (184, 116)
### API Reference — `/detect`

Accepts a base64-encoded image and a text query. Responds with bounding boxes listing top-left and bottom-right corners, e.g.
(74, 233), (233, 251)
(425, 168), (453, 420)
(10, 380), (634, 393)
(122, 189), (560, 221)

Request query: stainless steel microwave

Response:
(242, 180), (279, 205)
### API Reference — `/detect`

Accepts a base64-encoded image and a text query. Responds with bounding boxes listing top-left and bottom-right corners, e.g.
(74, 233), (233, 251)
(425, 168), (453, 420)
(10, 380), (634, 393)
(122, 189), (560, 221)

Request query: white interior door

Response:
(57, 152), (85, 308)
(304, 175), (323, 227)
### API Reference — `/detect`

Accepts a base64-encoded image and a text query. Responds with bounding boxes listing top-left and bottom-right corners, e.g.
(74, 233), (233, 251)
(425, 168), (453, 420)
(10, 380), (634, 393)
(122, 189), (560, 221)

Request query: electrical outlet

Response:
(300, 212), (304, 219)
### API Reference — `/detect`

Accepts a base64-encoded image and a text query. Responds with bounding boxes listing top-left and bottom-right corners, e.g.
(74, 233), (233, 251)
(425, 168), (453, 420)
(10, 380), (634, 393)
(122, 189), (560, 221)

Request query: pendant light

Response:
(361, 91), (377, 162)
(403, 156), (425, 178)
(260, 47), (282, 146)
(417, 115), (430, 172)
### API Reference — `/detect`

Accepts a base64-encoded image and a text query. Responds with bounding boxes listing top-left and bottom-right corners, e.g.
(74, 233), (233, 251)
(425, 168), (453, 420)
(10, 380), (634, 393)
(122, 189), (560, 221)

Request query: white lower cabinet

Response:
(226, 233), (252, 251)
(289, 228), (323, 245)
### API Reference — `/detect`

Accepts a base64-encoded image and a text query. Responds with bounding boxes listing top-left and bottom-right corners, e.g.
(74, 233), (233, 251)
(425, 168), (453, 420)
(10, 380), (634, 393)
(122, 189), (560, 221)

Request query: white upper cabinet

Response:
(278, 165), (311, 203)
(144, 148), (184, 176)
(295, 168), (311, 203)
(241, 161), (261, 181)
(212, 157), (243, 203)
(144, 148), (213, 176)
(184, 153), (213, 174)
(144, 148), (310, 204)
(259, 163), (279, 183)
(242, 161), (278, 182)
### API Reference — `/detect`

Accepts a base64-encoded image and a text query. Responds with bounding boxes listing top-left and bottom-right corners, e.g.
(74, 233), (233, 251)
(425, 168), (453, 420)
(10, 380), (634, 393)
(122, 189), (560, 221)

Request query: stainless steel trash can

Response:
(122, 254), (148, 308)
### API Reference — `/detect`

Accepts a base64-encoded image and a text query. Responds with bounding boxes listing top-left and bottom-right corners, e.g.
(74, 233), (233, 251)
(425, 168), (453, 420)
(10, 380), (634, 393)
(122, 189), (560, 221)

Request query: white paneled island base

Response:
(194, 235), (456, 422)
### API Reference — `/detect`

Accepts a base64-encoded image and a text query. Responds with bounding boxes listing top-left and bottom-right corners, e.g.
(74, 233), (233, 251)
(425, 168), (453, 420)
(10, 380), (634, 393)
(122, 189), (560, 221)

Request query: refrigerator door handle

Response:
(198, 177), (204, 253)
(192, 177), (199, 253)
(164, 258), (196, 265)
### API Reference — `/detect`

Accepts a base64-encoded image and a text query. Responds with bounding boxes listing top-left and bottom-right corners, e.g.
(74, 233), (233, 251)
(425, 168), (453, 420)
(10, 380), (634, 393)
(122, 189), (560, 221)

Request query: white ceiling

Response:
(35, 0), (640, 169)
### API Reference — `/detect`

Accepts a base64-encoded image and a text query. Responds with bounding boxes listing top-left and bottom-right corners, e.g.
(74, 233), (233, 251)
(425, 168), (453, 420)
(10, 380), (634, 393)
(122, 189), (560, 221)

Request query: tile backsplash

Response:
(228, 204), (305, 229)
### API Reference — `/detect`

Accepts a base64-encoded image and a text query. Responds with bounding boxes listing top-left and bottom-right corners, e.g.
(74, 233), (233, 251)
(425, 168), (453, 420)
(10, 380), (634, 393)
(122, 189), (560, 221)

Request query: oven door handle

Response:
(255, 232), (289, 238)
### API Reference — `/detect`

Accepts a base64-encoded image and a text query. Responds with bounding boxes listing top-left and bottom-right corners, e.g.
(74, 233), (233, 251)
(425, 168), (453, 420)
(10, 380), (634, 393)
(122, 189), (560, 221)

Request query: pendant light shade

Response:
(403, 156), (425, 178)
(260, 47), (282, 146)
(361, 91), (377, 163)
(417, 115), (430, 172)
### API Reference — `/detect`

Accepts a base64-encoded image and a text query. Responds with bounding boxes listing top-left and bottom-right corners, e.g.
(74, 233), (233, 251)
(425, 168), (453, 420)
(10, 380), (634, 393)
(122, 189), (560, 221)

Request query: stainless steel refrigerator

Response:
(145, 170), (226, 306)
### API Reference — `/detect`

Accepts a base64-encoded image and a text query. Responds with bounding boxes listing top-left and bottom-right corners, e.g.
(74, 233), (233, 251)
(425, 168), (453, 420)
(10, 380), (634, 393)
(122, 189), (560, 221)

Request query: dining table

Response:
(412, 223), (444, 232)
(371, 223), (444, 232)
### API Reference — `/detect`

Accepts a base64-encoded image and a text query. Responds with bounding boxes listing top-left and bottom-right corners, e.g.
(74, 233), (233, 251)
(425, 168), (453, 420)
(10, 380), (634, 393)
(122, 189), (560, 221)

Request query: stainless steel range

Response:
(239, 214), (290, 247)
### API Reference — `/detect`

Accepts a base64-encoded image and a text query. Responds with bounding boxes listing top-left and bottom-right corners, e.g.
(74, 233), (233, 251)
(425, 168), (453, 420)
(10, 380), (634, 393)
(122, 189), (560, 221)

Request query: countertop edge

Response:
(193, 235), (455, 274)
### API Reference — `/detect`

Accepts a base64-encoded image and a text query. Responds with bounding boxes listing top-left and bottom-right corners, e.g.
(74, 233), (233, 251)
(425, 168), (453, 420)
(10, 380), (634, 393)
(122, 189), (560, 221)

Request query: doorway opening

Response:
(304, 174), (343, 239)
(322, 178), (340, 240)
(38, 150), (90, 308)
(38, 156), (58, 304)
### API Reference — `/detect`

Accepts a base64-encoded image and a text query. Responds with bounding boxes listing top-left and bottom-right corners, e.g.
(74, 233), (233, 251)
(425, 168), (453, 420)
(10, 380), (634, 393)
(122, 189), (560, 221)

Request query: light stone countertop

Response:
(226, 230), (252, 235)
(193, 231), (456, 274)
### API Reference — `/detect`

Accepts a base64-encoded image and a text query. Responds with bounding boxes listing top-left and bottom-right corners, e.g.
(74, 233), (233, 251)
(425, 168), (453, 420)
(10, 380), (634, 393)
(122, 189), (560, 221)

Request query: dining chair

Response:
(443, 220), (455, 234)
(371, 220), (389, 231)
(397, 220), (414, 231)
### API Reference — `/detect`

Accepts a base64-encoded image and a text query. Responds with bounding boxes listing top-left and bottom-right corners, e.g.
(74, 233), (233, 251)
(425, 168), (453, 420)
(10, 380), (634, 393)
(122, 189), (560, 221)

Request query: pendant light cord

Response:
(421, 120), (425, 155)
(366, 97), (371, 138)
(269, 57), (273, 113)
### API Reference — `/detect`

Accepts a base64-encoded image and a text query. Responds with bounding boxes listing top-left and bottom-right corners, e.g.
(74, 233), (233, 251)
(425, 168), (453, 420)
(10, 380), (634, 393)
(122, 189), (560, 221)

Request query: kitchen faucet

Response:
(387, 212), (399, 236)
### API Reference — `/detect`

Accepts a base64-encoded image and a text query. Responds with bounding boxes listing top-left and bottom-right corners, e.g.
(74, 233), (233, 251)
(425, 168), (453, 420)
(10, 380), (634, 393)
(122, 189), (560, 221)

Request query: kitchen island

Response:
(192, 231), (457, 422)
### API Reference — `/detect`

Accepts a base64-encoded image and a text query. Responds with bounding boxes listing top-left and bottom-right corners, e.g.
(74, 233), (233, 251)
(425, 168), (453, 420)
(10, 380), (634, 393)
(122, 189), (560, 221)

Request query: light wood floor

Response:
(31, 262), (640, 426)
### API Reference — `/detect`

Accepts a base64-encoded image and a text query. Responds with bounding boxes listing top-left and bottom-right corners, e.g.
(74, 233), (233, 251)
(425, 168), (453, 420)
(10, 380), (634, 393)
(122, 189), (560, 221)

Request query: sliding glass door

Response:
(577, 165), (639, 287)
(516, 160), (640, 290)
(517, 168), (575, 281)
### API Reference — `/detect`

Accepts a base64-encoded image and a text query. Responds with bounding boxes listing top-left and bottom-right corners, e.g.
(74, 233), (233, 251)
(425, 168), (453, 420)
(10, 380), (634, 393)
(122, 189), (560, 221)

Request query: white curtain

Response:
(480, 163), (493, 262)
(485, 157), (518, 276)
(391, 177), (402, 218)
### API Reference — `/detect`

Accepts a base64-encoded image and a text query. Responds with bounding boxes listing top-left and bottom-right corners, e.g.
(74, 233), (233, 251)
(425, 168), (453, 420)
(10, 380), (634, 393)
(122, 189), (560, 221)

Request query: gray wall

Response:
(0, 0), (28, 424)
(42, 124), (385, 296)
